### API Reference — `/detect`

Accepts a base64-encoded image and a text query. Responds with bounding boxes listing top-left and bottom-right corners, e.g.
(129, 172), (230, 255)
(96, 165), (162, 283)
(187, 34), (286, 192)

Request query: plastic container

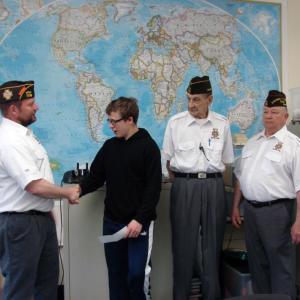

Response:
(221, 249), (253, 298)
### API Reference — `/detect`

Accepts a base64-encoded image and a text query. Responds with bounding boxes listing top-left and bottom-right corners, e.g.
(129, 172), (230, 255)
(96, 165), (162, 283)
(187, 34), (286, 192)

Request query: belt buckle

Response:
(197, 172), (206, 179)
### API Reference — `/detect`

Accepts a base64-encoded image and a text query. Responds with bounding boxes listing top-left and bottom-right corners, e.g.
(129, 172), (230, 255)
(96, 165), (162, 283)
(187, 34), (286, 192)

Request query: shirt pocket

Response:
(205, 139), (223, 164)
(177, 141), (195, 151)
(261, 151), (282, 175)
(241, 149), (254, 160)
(175, 141), (197, 165)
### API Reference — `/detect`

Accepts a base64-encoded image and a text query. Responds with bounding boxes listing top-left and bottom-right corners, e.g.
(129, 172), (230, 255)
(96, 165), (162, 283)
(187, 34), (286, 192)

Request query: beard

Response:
(19, 114), (36, 127)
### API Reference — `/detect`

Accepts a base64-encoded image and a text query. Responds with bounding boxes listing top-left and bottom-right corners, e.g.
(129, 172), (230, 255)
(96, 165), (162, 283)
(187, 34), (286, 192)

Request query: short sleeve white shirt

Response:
(162, 110), (234, 173)
(0, 118), (54, 212)
(235, 126), (300, 201)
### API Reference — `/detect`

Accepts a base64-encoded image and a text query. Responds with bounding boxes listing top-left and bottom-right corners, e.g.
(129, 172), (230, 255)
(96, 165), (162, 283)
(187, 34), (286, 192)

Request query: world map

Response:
(0, 0), (281, 183)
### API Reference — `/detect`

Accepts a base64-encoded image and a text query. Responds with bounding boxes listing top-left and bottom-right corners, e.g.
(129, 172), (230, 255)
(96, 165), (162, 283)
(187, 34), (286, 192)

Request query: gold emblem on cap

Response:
(25, 90), (33, 98)
(273, 142), (283, 151)
(3, 89), (13, 101)
(211, 128), (219, 139)
(271, 98), (285, 105)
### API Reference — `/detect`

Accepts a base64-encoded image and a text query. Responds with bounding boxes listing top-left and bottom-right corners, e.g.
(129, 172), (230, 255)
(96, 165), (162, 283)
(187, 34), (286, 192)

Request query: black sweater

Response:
(80, 128), (162, 225)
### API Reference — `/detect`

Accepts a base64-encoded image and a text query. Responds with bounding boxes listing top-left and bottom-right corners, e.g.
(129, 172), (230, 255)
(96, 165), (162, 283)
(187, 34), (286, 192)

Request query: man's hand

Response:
(166, 160), (175, 183)
(291, 221), (300, 244)
(231, 179), (243, 229)
(126, 219), (142, 238)
(231, 207), (242, 228)
(66, 184), (80, 205)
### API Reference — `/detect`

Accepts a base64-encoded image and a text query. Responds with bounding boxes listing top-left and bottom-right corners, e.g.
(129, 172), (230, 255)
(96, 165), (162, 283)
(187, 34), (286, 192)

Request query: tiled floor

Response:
(223, 222), (246, 251)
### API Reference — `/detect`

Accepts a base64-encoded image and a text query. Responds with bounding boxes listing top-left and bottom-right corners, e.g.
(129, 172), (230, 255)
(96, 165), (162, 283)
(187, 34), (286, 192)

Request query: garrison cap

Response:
(0, 80), (35, 104)
(186, 76), (212, 95)
(264, 90), (287, 107)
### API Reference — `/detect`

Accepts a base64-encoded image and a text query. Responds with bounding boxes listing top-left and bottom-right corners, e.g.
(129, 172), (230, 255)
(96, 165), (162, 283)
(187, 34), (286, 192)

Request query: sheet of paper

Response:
(99, 226), (128, 243)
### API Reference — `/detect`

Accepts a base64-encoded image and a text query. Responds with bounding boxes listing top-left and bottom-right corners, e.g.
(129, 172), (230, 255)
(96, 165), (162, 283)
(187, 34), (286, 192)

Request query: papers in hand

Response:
(99, 226), (128, 244)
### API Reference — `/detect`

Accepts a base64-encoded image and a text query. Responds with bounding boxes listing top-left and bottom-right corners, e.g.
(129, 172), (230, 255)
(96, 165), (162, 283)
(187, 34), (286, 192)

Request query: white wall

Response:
(287, 0), (300, 90)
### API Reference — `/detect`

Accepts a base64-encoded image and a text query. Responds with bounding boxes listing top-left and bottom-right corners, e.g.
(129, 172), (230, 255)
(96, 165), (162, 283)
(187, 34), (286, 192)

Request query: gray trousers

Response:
(170, 176), (226, 300)
(0, 213), (59, 300)
(244, 200), (296, 300)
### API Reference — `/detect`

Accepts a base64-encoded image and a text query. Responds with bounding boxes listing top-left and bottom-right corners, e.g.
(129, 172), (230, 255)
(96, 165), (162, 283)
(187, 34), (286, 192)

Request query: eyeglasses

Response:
(107, 118), (124, 125)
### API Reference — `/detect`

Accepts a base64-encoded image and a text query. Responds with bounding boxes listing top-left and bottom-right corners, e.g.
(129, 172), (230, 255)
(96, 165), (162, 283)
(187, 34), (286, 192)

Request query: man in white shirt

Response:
(163, 76), (234, 300)
(231, 90), (300, 300)
(0, 80), (80, 300)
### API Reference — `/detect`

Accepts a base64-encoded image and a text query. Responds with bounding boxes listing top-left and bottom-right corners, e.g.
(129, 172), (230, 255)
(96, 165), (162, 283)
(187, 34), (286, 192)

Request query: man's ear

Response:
(8, 103), (19, 116)
(127, 116), (134, 124)
(8, 104), (20, 115)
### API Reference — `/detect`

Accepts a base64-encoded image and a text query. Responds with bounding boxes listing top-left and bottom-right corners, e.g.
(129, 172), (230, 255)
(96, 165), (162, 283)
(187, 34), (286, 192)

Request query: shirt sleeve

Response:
(222, 122), (234, 164)
(233, 155), (242, 181)
(1, 142), (43, 189)
(79, 145), (106, 196)
(134, 140), (162, 225)
(292, 143), (300, 193)
(162, 119), (174, 161)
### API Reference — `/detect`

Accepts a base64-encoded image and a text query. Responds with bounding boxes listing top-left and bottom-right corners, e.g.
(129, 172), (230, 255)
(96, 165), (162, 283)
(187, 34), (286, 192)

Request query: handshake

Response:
(64, 184), (81, 205)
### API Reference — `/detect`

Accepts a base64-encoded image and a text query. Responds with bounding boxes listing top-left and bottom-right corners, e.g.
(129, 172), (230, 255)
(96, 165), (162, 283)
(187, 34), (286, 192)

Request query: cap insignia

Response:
(3, 89), (13, 101)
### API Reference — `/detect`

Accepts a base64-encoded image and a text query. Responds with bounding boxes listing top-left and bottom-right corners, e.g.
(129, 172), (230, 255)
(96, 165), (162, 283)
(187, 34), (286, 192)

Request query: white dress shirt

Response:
(163, 110), (234, 173)
(235, 125), (300, 201)
(0, 118), (54, 212)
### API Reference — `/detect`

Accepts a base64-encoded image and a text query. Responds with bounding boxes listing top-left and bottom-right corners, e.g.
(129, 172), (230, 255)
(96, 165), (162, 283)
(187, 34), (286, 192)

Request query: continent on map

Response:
(228, 99), (256, 145)
(50, 4), (109, 73)
(49, 3), (113, 142)
(130, 9), (239, 119)
(76, 72), (114, 142)
(228, 99), (256, 131)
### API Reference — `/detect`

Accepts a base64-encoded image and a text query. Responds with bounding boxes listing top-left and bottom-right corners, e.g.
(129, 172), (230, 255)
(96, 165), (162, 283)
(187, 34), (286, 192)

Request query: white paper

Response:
(99, 226), (128, 243)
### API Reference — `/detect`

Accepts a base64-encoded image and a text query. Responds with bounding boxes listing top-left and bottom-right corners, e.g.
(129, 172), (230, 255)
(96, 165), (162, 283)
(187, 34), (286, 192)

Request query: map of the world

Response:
(0, 0), (281, 183)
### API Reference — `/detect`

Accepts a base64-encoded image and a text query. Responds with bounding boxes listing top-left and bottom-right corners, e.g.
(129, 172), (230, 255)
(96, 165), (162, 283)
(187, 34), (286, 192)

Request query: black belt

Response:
(0, 210), (49, 216)
(247, 198), (294, 208)
(174, 172), (222, 179)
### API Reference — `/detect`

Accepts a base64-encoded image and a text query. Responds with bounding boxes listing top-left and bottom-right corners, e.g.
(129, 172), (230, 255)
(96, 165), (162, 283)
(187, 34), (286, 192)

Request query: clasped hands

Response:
(66, 184), (81, 205)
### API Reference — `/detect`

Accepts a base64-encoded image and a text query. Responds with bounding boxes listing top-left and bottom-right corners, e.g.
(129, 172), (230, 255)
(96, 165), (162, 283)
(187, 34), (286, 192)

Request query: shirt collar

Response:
(1, 117), (31, 136)
(256, 125), (287, 143)
(186, 110), (212, 126)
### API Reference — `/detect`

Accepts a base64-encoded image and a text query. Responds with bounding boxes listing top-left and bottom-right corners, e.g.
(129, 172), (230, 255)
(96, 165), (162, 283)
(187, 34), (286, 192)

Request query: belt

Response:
(174, 172), (222, 179)
(0, 210), (49, 216)
(247, 198), (294, 208)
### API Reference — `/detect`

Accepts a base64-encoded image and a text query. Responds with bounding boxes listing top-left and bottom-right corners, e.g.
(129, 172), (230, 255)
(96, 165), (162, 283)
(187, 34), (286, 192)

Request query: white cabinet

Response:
(62, 185), (173, 300)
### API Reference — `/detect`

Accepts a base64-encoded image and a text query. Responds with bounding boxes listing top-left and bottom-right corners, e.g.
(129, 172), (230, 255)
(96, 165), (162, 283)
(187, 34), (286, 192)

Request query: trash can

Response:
(221, 249), (253, 298)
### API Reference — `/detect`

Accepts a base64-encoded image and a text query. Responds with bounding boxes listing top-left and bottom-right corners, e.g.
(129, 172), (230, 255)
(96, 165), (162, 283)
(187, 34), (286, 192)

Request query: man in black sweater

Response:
(79, 97), (162, 300)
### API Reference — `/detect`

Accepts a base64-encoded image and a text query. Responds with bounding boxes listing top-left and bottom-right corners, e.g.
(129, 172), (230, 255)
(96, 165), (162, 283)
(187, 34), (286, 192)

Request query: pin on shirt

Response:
(273, 142), (283, 152)
(211, 128), (220, 139)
